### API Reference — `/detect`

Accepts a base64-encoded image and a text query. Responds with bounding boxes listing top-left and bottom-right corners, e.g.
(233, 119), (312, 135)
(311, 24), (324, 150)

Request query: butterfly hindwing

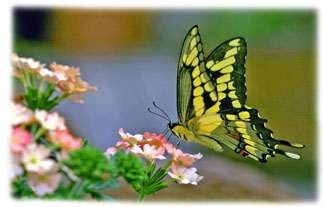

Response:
(205, 37), (247, 113)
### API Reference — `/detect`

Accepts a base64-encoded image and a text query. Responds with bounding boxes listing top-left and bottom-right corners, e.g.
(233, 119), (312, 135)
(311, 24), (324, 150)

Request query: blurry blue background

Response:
(13, 8), (316, 201)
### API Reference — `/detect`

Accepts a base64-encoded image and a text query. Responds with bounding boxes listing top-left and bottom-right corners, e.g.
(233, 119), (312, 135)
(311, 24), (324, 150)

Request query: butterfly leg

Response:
(176, 139), (181, 147)
(167, 133), (173, 141)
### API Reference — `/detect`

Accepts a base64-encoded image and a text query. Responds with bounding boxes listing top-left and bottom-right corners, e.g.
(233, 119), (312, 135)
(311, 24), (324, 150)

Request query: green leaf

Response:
(88, 191), (116, 201)
(86, 178), (119, 191)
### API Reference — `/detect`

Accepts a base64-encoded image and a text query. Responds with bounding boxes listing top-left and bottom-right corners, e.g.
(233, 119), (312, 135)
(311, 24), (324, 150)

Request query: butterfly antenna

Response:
(152, 101), (171, 123)
(148, 107), (170, 122)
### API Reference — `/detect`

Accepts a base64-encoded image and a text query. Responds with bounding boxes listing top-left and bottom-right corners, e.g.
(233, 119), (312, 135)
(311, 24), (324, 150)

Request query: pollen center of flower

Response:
(40, 175), (47, 181)
(31, 157), (38, 164)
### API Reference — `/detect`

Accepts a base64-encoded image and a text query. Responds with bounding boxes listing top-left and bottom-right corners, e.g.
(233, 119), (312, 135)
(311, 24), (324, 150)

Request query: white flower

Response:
(27, 171), (62, 196)
(168, 163), (203, 185)
(35, 109), (66, 130)
(38, 68), (68, 83)
(22, 143), (56, 174)
(11, 53), (44, 72)
(10, 152), (23, 181)
(11, 102), (33, 126)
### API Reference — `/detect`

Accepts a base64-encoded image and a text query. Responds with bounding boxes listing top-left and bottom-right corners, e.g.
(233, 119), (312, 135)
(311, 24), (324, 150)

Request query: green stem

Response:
(39, 79), (45, 92)
(68, 179), (88, 199)
(29, 71), (37, 88)
(163, 178), (178, 186)
(137, 193), (145, 203)
(146, 159), (152, 175)
(33, 127), (46, 141)
(162, 158), (173, 170)
(22, 69), (31, 86)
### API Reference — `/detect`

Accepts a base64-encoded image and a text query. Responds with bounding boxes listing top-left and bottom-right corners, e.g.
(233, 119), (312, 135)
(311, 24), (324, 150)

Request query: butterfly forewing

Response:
(177, 26), (207, 124)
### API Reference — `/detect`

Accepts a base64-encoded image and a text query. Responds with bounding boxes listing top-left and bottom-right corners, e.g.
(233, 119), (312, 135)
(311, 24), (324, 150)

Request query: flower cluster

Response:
(10, 102), (84, 196)
(12, 54), (97, 109)
(106, 128), (203, 186)
(10, 54), (205, 202)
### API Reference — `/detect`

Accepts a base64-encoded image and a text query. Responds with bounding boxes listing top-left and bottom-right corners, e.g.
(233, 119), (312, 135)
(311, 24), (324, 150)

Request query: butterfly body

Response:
(168, 25), (304, 163)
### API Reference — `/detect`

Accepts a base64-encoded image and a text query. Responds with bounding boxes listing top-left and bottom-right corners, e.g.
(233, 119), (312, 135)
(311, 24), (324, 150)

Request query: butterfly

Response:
(167, 25), (304, 163)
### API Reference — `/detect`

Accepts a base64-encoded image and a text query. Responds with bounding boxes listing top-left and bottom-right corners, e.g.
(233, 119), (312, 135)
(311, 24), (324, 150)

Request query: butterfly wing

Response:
(176, 25), (206, 125)
(175, 26), (304, 162)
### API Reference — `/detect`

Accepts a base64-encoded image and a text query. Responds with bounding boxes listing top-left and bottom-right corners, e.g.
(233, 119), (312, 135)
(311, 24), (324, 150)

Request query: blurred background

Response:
(12, 8), (316, 201)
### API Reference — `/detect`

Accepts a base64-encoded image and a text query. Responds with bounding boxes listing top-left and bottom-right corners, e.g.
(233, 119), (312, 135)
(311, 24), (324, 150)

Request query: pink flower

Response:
(55, 129), (83, 150)
(168, 162), (203, 185)
(119, 128), (143, 144)
(141, 132), (168, 148)
(11, 126), (32, 152)
(164, 144), (203, 166)
(35, 110), (66, 131)
(131, 144), (166, 162)
(105, 147), (118, 158)
(50, 62), (97, 103)
(22, 143), (56, 174)
(11, 102), (33, 126)
(173, 150), (203, 166)
(27, 170), (62, 196)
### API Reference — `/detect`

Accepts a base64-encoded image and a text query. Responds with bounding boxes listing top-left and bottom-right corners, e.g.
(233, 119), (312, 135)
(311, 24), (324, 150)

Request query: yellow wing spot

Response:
(199, 62), (206, 72)
(226, 114), (237, 121)
(199, 53), (204, 61)
(228, 90), (238, 99)
(194, 99), (204, 110)
(242, 134), (251, 139)
(199, 114), (223, 123)
(193, 96), (203, 104)
(197, 43), (203, 51)
(193, 86), (204, 96)
(247, 154), (259, 161)
(190, 38), (197, 50)
(186, 48), (198, 66)
(220, 65), (234, 74)
(235, 121), (246, 128)
(204, 82), (214, 92)
(195, 108), (204, 116)
(218, 92), (226, 100)
(193, 76), (201, 87)
(224, 47), (238, 58)
(191, 57), (199, 67)
(216, 74), (231, 84)
(232, 100), (241, 108)
(196, 35), (200, 42)
(217, 83), (227, 92)
(238, 111), (250, 119)
(200, 72), (209, 83)
(206, 60), (214, 68)
(245, 105), (252, 109)
(182, 54), (187, 63)
(210, 56), (236, 71)
(191, 27), (198, 35)
(199, 124), (218, 133)
(229, 39), (241, 46)
(192, 66), (200, 78)
(228, 81), (235, 90)
(205, 102), (221, 114)
(245, 145), (264, 158)
(237, 127), (248, 134)
(209, 91), (218, 101)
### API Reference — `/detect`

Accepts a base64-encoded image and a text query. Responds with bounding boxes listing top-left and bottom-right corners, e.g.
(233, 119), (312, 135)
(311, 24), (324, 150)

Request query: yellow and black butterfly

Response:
(166, 25), (304, 163)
